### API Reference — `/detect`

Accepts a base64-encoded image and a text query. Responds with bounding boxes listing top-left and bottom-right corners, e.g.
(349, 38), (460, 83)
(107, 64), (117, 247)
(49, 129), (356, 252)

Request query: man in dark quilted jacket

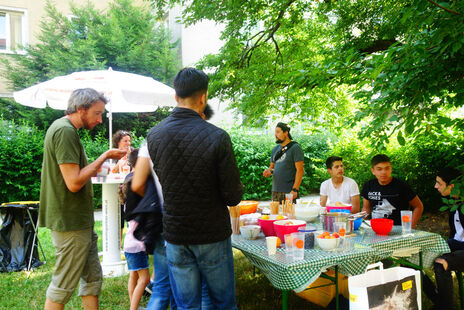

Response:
(147, 67), (243, 310)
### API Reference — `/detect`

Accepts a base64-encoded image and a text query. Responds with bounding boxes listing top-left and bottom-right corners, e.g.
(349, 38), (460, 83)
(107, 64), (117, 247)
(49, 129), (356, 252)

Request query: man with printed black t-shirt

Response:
(361, 154), (423, 227)
(263, 122), (304, 202)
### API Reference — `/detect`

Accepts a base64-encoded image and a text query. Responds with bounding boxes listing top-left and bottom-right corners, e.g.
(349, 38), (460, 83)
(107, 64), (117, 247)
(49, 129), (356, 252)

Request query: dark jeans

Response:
(147, 235), (176, 310)
(165, 238), (237, 310)
(423, 239), (464, 309)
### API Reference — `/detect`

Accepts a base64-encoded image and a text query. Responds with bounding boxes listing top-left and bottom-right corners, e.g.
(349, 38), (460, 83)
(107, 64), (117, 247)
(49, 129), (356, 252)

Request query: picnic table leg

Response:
(282, 290), (288, 310)
(420, 252), (424, 307)
(335, 265), (339, 310)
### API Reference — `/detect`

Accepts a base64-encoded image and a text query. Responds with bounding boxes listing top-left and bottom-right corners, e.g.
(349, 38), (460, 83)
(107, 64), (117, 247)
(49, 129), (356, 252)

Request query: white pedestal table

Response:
(92, 177), (127, 277)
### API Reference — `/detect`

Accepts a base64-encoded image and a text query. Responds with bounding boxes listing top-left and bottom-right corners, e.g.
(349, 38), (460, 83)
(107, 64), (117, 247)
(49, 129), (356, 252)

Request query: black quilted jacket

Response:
(147, 107), (243, 245)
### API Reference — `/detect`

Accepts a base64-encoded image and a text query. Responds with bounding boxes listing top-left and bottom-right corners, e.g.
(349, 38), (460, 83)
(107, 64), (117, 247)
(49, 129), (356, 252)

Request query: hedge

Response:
(1, 118), (463, 212)
(0, 119), (44, 203)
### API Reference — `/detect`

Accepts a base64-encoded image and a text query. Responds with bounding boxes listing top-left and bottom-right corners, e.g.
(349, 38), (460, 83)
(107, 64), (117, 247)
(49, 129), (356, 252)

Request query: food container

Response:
(353, 217), (362, 230)
(273, 219), (306, 243)
(298, 225), (317, 249)
(295, 204), (320, 222)
(321, 212), (354, 234)
(258, 214), (287, 236)
(240, 225), (261, 240)
(238, 201), (259, 215)
(239, 213), (261, 226)
(326, 205), (352, 213)
(371, 218), (393, 235)
(316, 235), (340, 251)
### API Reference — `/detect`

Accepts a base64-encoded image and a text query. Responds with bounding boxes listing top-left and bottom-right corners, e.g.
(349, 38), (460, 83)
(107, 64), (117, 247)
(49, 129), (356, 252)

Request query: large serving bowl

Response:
(273, 219), (307, 243)
(295, 205), (320, 222)
(238, 201), (260, 215)
(316, 235), (340, 251)
(371, 218), (393, 235)
(258, 215), (287, 236)
(239, 225), (261, 240)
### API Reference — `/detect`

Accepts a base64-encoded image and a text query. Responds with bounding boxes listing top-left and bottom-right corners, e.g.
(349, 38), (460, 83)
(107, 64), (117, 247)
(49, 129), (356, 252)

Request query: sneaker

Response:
(144, 281), (153, 296)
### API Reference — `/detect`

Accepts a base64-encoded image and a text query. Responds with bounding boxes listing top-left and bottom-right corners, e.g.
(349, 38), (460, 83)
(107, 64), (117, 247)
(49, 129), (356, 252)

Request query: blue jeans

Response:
(147, 236), (176, 310)
(166, 237), (237, 310)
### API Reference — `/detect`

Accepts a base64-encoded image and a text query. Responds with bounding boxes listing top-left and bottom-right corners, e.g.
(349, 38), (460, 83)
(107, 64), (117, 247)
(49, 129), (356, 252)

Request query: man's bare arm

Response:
(59, 149), (126, 192)
(350, 195), (361, 213)
(320, 195), (328, 208)
(362, 198), (371, 215)
(409, 195), (424, 229)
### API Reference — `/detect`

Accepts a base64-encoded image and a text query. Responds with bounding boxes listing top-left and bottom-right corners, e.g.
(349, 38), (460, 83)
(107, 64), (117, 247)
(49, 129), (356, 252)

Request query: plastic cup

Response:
(298, 225), (316, 249)
(122, 165), (130, 175)
(266, 236), (277, 255)
(343, 237), (354, 251)
(291, 232), (305, 260)
(401, 210), (412, 234)
(284, 234), (293, 256)
(270, 201), (280, 215)
(285, 193), (293, 202)
(229, 206), (241, 234)
(333, 222), (346, 249)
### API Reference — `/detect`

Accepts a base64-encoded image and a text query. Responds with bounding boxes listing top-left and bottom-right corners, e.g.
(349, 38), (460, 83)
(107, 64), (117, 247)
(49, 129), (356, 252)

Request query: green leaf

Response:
(397, 131), (406, 146)
(439, 206), (449, 212)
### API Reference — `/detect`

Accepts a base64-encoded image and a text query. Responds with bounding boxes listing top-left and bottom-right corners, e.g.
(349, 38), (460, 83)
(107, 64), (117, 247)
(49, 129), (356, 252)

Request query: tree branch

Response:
(239, 0), (296, 67)
(426, 0), (461, 15)
(359, 39), (400, 54)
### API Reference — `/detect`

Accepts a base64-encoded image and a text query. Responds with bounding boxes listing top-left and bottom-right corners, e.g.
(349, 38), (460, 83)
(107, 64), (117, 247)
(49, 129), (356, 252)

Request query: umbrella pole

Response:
(108, 103), (113, 150)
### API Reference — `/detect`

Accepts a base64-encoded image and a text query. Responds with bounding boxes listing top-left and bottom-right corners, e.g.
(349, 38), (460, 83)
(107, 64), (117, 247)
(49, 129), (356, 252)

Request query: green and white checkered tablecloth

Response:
(355, 226), (450, 267)
(231, 227), (450, 292)
(231, 234), (377, 291)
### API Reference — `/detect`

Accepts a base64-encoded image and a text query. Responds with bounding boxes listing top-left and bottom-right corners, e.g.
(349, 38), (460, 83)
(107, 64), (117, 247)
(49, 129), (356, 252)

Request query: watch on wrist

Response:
(292, 188), (299, 192)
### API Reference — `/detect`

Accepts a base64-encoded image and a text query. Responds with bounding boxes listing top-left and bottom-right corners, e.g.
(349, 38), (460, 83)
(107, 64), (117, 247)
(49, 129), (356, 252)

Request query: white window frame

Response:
(0, 6), (28, 54)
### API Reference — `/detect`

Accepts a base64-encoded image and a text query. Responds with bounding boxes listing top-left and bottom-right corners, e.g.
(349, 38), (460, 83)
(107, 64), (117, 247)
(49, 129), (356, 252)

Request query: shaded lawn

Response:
(0, 212), (462, 309)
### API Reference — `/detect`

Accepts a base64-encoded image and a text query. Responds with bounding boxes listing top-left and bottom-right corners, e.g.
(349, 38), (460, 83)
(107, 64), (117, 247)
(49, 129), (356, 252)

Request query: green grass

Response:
(0, 220), (462, 309)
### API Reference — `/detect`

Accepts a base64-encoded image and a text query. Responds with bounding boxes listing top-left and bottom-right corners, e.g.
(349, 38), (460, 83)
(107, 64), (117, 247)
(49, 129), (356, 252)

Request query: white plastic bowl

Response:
(295, 205), (320, 222)
(316, 235), (340, 251)
(240, 225), (261, 240)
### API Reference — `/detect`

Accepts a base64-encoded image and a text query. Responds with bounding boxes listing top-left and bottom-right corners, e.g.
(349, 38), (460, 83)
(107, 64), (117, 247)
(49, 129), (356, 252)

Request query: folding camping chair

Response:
(0, 201), (46, 271)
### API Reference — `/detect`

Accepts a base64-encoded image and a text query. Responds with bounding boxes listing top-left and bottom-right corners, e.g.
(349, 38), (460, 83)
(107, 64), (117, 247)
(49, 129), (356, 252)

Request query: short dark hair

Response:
(326, 156), (343, 169)
(173, 67), (209, 98)
(437, 167), (462, 185)
(112, 130), (132, 148)
(371, 154), (390, 167)
(276, 122), (293, 140)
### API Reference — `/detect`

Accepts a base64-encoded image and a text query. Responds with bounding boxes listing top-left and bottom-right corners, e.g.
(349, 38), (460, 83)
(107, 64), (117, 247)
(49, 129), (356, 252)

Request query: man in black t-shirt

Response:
(361, 154), (423, 227)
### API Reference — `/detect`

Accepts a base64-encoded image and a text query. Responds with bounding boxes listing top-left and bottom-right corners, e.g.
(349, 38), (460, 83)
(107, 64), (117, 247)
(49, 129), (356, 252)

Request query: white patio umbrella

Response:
(13, 68), (176, 147)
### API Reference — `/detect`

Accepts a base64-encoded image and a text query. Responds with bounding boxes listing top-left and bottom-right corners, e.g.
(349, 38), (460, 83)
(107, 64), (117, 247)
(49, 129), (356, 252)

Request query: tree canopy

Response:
(153, 0), (464, 145)
(1, 0), (179, 134)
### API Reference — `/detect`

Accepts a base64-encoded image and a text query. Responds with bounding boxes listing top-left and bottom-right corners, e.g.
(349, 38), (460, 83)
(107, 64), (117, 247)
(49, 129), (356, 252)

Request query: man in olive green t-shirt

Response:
(40, 88), (125, 310)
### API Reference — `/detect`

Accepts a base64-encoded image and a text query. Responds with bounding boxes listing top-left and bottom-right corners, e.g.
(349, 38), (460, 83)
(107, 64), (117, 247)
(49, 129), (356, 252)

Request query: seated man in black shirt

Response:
(361, 154), (423, 228)
(424, 167), (463, 310)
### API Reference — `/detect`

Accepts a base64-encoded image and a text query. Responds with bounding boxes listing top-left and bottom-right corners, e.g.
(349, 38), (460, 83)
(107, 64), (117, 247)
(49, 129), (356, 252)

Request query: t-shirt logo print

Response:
(368, 191), (382, 200)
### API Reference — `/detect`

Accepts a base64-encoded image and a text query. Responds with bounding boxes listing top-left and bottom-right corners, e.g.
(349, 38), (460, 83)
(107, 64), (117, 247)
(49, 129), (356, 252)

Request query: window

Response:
(0, 7), (27, 52)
